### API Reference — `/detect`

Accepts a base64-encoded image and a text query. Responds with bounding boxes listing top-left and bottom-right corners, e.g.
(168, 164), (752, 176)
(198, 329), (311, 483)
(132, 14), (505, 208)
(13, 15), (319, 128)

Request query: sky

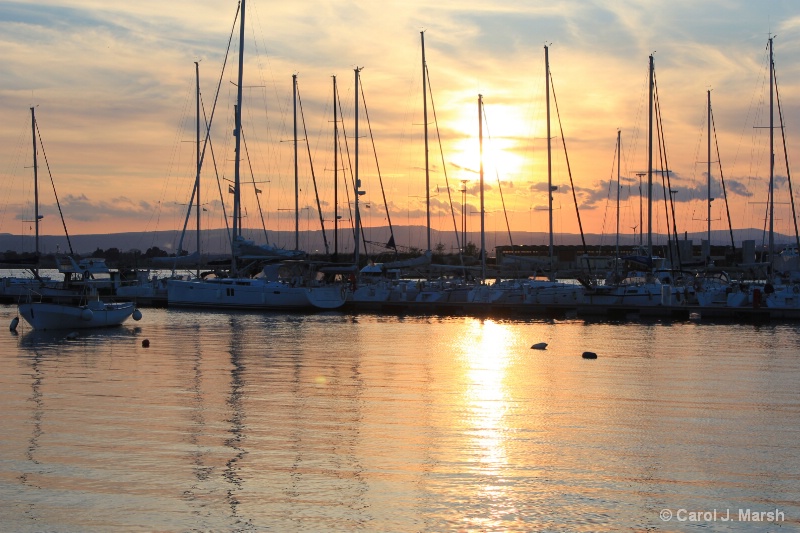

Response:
(1, 0), (799, 254)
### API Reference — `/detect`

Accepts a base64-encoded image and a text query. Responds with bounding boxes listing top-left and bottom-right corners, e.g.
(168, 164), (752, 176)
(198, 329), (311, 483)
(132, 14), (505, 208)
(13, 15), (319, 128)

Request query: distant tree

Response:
(104, 248), (121, 261)
(144, 246), (169, 258)
(463, 241), (478, 257)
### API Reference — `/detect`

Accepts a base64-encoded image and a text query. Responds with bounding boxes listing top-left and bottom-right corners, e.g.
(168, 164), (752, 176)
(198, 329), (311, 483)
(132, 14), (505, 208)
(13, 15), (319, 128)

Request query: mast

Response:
(707, 89), (712, 248)
(647, 54), (654, 258)
(479, 94), (486, 281)
(768, 37), (775, 267)
(195, 61), (201, 278)
(293, 73), (300, 251)
(231, 0), (246, 275)
(354, 67), (362, 268)
(333, 75), (339, 258)
(616, 129), (621, 262)
(422, 31), (431, 252)
(30, 107), (40, 271)
(545, 45), (554, 267)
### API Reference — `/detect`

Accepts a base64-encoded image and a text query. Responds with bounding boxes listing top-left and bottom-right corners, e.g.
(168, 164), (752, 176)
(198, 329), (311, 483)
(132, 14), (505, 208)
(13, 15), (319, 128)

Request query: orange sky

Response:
(1, 1), (799, 253)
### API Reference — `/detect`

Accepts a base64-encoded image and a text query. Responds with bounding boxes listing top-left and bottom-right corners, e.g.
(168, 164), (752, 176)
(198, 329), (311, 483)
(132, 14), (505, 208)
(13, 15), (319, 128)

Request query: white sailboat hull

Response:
(167, 278), (345, 310)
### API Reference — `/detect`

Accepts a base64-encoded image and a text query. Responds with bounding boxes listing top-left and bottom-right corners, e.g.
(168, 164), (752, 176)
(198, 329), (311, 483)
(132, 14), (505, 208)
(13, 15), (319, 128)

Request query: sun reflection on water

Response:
(452, 318), (527, 530)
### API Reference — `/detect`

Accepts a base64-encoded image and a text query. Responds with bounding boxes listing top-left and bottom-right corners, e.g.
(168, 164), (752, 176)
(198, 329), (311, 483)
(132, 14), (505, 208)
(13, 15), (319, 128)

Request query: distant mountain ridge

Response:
(1, 226), (794, 256)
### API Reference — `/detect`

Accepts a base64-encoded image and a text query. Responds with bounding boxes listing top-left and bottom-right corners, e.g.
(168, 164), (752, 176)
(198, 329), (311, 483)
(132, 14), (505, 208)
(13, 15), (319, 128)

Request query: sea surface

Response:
(0, 305), (798, 532)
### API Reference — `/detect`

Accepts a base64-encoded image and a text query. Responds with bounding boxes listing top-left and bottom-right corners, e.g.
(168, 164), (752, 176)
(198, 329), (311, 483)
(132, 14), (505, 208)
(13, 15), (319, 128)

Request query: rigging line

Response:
(173, 6), (240, 272)
(773, 63), (800, 255)
(710, 103), (736, 252)
(653, 69), (682, 270)
(598, 136), (619, 253)
(653, 72), (683, 270)
(297, 82), (330, 255)
(548, 71), (590, 271)
(33, 118), (73, 255)
(202, 93), (232, 247)
(358, 75), (397, 254)
(654, 93), (673, 263)
(335, 87), (362, 254)
(480, 102), (514, 246)
(240, 125), (270, 244)
(344, 81), (369, 257)
(425, 63), (464, 266)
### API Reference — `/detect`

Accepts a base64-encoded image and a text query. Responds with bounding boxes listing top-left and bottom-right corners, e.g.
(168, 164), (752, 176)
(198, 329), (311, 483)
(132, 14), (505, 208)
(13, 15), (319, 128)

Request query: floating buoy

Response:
(10, 316), (19, 332)
(132, 309), (143, 321)
(66, 331), (79, 340)
(531, 342), (548, 350)
(582, 351), (598, 359)
(142, 339), (150, 348)
(80, 308), (93, 321)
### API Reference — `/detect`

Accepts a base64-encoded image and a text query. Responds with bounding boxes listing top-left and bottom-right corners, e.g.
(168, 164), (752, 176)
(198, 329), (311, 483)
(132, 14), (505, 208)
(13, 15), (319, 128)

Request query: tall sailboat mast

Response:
(421, 31), (431, 252)
(707, 89), (712, 247)
(768, 37), (775, 266)
(293, 73), (300, 251)
(616, 129), (621, 262)
(354, 67), (362, 268)
(195, 61), (201, 278)
(231, 0), (246, 274)
(545, 45), (554, 267)
(479, 94), (486, 281)
(647, 54), (654, 258)
(30, 107), (40, 271)
(333, 75), (339, 258)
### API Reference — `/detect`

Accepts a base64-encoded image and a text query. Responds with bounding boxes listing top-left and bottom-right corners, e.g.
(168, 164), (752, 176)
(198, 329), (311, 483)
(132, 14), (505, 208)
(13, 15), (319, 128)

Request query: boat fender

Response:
(582, 351), (598, 359)
(340, 286), (347, 300)
(531, 342), (548, 350)
(132, 309), (143, 321)
(10, 316), (19, 332)
(80, 308), (94, 321)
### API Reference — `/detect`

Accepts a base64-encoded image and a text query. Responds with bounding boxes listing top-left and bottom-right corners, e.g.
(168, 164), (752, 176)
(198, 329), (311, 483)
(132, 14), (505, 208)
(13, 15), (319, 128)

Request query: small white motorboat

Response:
(17, 299), (141, 330)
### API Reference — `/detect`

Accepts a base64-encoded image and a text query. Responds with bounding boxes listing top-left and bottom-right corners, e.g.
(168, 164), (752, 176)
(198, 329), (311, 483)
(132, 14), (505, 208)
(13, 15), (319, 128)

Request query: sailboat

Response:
(13, 107), (142, 330)
(350, 32), (439, 307)
(514, 45), (585, 307)
(166, 0), (345, 311)
(760, 37), (800, 310)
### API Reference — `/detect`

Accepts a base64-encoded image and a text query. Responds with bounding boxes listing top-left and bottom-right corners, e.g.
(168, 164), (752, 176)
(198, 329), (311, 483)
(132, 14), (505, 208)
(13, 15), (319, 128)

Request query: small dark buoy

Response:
(531, 342), (548, 350)
(142, 339), (150, 348)
(10, 316), (19, 332)
(582, 351), (598, 359)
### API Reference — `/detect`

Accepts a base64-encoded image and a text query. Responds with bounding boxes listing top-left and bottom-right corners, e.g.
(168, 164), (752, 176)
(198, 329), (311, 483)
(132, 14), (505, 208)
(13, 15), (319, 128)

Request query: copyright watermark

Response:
(659, 508), (785, 523)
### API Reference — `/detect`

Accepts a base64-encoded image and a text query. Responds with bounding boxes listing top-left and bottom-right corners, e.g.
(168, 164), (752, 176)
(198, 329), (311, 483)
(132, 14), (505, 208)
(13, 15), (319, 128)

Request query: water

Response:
(1, 305), (799, 532)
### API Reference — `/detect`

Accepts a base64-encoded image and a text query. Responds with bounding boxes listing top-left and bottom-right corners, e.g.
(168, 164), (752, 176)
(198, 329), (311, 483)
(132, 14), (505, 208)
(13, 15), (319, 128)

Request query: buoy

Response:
(142, 339), (150, 348)
(531, 342), (548, 350)
(10, 316), (19, 332)
(66, 332), (79, 340)
(582, 351), (598, 359)
(80, 308), (94, 321)
(132, 309), (143, 321)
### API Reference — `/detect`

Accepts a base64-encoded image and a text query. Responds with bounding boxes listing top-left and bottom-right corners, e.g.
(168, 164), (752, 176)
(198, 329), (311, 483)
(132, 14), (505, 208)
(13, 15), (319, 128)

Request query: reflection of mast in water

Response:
(21, 351), (44, 489)
(224, 315), (248, 524)
(180, 322), (212, 504)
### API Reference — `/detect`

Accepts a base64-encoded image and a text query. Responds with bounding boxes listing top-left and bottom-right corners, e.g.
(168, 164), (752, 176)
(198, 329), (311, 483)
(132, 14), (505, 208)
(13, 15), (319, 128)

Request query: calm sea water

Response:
(0, 304), (798, 532)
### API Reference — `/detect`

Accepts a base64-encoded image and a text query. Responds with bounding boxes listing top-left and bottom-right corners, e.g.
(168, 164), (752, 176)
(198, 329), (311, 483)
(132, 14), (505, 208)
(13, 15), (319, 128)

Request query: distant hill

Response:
(1, 226), (795, 256)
